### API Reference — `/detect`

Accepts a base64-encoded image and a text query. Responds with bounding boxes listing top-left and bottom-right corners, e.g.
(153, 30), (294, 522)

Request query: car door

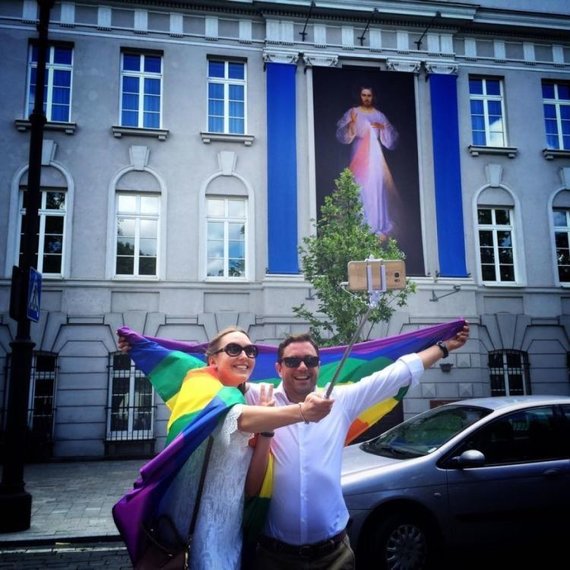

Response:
(442, 405), (570, 547)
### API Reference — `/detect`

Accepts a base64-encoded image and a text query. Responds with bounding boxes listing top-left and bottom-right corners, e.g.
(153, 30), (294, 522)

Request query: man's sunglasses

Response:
(279, 355), (320, 369)
(213, 342), (259, 359)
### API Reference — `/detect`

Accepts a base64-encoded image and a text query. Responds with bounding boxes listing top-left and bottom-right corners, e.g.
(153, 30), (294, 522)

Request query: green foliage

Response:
(293, 169), (415, 346)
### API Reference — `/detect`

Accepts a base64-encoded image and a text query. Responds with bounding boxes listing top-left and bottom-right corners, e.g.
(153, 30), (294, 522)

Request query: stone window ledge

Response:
(15, 119), (76, 135)
(200, 131), (254, 146)
(112, 126), (169, 141)
(543, 148), (570, 160)
(468, 145), (518, 158)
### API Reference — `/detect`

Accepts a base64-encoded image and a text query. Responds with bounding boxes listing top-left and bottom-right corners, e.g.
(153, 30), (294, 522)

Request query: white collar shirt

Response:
(245, 352), (424, 545)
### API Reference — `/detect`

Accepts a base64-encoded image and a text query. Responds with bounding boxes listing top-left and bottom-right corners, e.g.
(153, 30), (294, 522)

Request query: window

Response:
(542, 81), (570, 150)
(469, 77), (506, 146)
(477, 207), (516, 283)
(207, 59), (246, 134)
(26, 43), (73, 122)
(19, 187), (66, 276)
(488, 350), (530, 397)
(120, 52), (162, 129)
(28, 352), (57, 440)
(115, 193), (159, 277)
(206, 197), (246, 278)
(107, 352), (154, 440)
(553, 208), (570, 283)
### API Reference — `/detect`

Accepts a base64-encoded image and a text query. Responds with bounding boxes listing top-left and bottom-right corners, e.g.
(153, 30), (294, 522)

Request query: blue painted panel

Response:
(266, 63), (299, 274)
(430, 74), (468, 277)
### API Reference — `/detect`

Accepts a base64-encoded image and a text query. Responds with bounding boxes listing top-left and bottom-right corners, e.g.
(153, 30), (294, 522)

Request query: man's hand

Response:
(445, 323), (469, 352)
(258, 383), (275, 408)
(300, 392), (334, 422)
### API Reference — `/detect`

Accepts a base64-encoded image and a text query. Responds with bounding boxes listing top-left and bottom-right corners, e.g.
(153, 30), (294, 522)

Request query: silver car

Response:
(342, 395), (570, 569)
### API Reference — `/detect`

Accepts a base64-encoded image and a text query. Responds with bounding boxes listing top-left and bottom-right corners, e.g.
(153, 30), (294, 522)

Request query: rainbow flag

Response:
(113, 319), (465, 565)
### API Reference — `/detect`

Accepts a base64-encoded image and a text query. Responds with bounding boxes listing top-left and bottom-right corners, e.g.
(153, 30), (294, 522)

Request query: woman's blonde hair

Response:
(205, 326), (251, 357)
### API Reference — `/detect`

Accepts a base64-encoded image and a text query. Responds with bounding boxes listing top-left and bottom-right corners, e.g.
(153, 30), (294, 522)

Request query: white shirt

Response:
(245, 353), (424, 545)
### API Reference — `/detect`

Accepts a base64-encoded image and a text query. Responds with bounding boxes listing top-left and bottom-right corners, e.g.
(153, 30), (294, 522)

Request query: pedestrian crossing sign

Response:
(27, 267), (42, 322)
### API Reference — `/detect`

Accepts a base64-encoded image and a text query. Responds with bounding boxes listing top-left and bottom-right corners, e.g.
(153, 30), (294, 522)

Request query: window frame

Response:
(488, 349), (531, 397)
(17, 186), (67, 277)
(114, 192), (160, 279)
(552, 207), (570, 284)
(119, 50), (164, 130)
(206, 58), (247, 135)
(25, 42), (74, 123)
(476, 206), (518, 285)
(106, 351), (155, 441)
(542, 80), (570, 151)
(205, 195), (248, 280)
(469, 76), (508, 147)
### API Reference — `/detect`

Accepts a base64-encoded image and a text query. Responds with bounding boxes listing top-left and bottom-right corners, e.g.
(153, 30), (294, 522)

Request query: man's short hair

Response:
(277, 333), (319, 361)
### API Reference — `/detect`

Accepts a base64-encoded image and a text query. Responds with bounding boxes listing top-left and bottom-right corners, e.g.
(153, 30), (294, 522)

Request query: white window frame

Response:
(114, 192), (160, 279)
(552, 207), (570, 285)
(542, 80), (570, 151)
(119, 51), (163, 129)
(17, 187), (67, 278)
(26, 43), (73, 123)
(476, 206), (518, 285)
(469, 76), (507, 147)
(207, 59), (247, 135)
(488, 350), (530, 397)
(107, 352), (155, 441)
(205, 196), (248, 280)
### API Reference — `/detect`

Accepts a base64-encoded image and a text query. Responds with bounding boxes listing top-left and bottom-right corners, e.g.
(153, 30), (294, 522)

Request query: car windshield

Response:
(361, 405), (492, 458)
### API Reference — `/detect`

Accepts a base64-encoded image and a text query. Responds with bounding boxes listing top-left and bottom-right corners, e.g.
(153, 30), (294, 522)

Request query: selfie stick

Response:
(324, 262), (386, 399)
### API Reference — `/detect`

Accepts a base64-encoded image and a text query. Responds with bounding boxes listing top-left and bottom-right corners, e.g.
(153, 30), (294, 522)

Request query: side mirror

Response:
(450, 449), (485, 468)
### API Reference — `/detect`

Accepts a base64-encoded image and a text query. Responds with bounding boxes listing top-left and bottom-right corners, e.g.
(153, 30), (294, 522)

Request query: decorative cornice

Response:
(424, 62), (458, 75)
(301, 52), (338, 68)
(263, 50), (299, 65)
(386, 59), (421, 73)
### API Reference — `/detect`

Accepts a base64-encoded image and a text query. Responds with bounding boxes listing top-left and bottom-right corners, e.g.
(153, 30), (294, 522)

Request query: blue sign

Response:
(27, 268), (42, 322)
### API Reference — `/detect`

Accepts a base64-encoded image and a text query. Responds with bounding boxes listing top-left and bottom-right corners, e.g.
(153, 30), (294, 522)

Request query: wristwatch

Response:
(436, 341), (449, 359)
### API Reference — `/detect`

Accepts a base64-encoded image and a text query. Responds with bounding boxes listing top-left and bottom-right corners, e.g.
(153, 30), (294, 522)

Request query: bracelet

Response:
(298, 402), (309, 424)
(260, 432), (274, 438)
(436, 340), (449, 359)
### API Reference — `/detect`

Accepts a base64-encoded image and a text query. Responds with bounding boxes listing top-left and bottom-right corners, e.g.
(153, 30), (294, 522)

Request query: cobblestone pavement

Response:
(0, 460), (143, 568)
(0, 460), (141, 544)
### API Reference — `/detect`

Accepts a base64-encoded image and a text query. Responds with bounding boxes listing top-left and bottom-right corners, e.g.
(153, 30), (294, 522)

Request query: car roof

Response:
(442, 395), (570, 412)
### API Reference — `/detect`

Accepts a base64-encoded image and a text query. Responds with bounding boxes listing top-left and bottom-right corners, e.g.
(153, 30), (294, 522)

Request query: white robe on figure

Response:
(336, 107), (399, 236)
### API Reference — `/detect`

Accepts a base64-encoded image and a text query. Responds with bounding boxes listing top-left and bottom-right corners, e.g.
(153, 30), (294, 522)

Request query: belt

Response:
(259, 530), (346, 558)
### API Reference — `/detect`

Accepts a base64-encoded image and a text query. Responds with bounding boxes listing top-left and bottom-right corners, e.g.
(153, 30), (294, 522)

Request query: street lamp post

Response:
(0, 0), (53, 533)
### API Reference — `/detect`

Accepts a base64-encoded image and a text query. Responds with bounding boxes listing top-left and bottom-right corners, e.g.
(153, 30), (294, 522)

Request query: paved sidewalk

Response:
(0, 459), (143, 545)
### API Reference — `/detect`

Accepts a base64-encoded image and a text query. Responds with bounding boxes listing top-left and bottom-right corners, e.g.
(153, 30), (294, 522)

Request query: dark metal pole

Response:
(0, 0), (53, 533)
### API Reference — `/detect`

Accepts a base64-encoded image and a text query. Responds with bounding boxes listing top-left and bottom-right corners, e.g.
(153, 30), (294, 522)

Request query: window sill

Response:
(15, 119), (76, 135)
(112, 126), (169, 141)
(468, 145), (518, 158)
(481, 282), (525, 287)
(200, 131), (255, 146)
(543, 148), (570, 160)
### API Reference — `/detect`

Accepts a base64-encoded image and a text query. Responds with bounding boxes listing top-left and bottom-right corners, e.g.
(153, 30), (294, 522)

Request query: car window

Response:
(458, 406), (565, 465)
(363, 405), (490, 458)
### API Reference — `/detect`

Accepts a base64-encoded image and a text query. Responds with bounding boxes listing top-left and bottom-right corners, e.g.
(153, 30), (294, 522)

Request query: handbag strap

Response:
(188, 436), (214, 536)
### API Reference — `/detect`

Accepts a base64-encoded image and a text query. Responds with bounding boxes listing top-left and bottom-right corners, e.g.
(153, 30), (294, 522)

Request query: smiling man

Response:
(246, 326), (469, 570)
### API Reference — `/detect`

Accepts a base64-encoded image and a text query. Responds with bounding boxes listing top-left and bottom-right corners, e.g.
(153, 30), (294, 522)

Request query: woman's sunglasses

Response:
(279, 356), (320, 369)
(213, 342), (259, 359)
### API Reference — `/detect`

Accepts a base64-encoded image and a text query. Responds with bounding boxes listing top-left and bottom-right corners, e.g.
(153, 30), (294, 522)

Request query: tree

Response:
(293, 169), (415, 346)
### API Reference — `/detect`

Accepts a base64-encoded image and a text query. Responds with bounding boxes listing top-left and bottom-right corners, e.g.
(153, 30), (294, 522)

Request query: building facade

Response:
(1, 0), (569, 459)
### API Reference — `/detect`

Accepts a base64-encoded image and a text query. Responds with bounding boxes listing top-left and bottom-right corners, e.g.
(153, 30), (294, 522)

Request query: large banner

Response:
(313, 67), (424, 275)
